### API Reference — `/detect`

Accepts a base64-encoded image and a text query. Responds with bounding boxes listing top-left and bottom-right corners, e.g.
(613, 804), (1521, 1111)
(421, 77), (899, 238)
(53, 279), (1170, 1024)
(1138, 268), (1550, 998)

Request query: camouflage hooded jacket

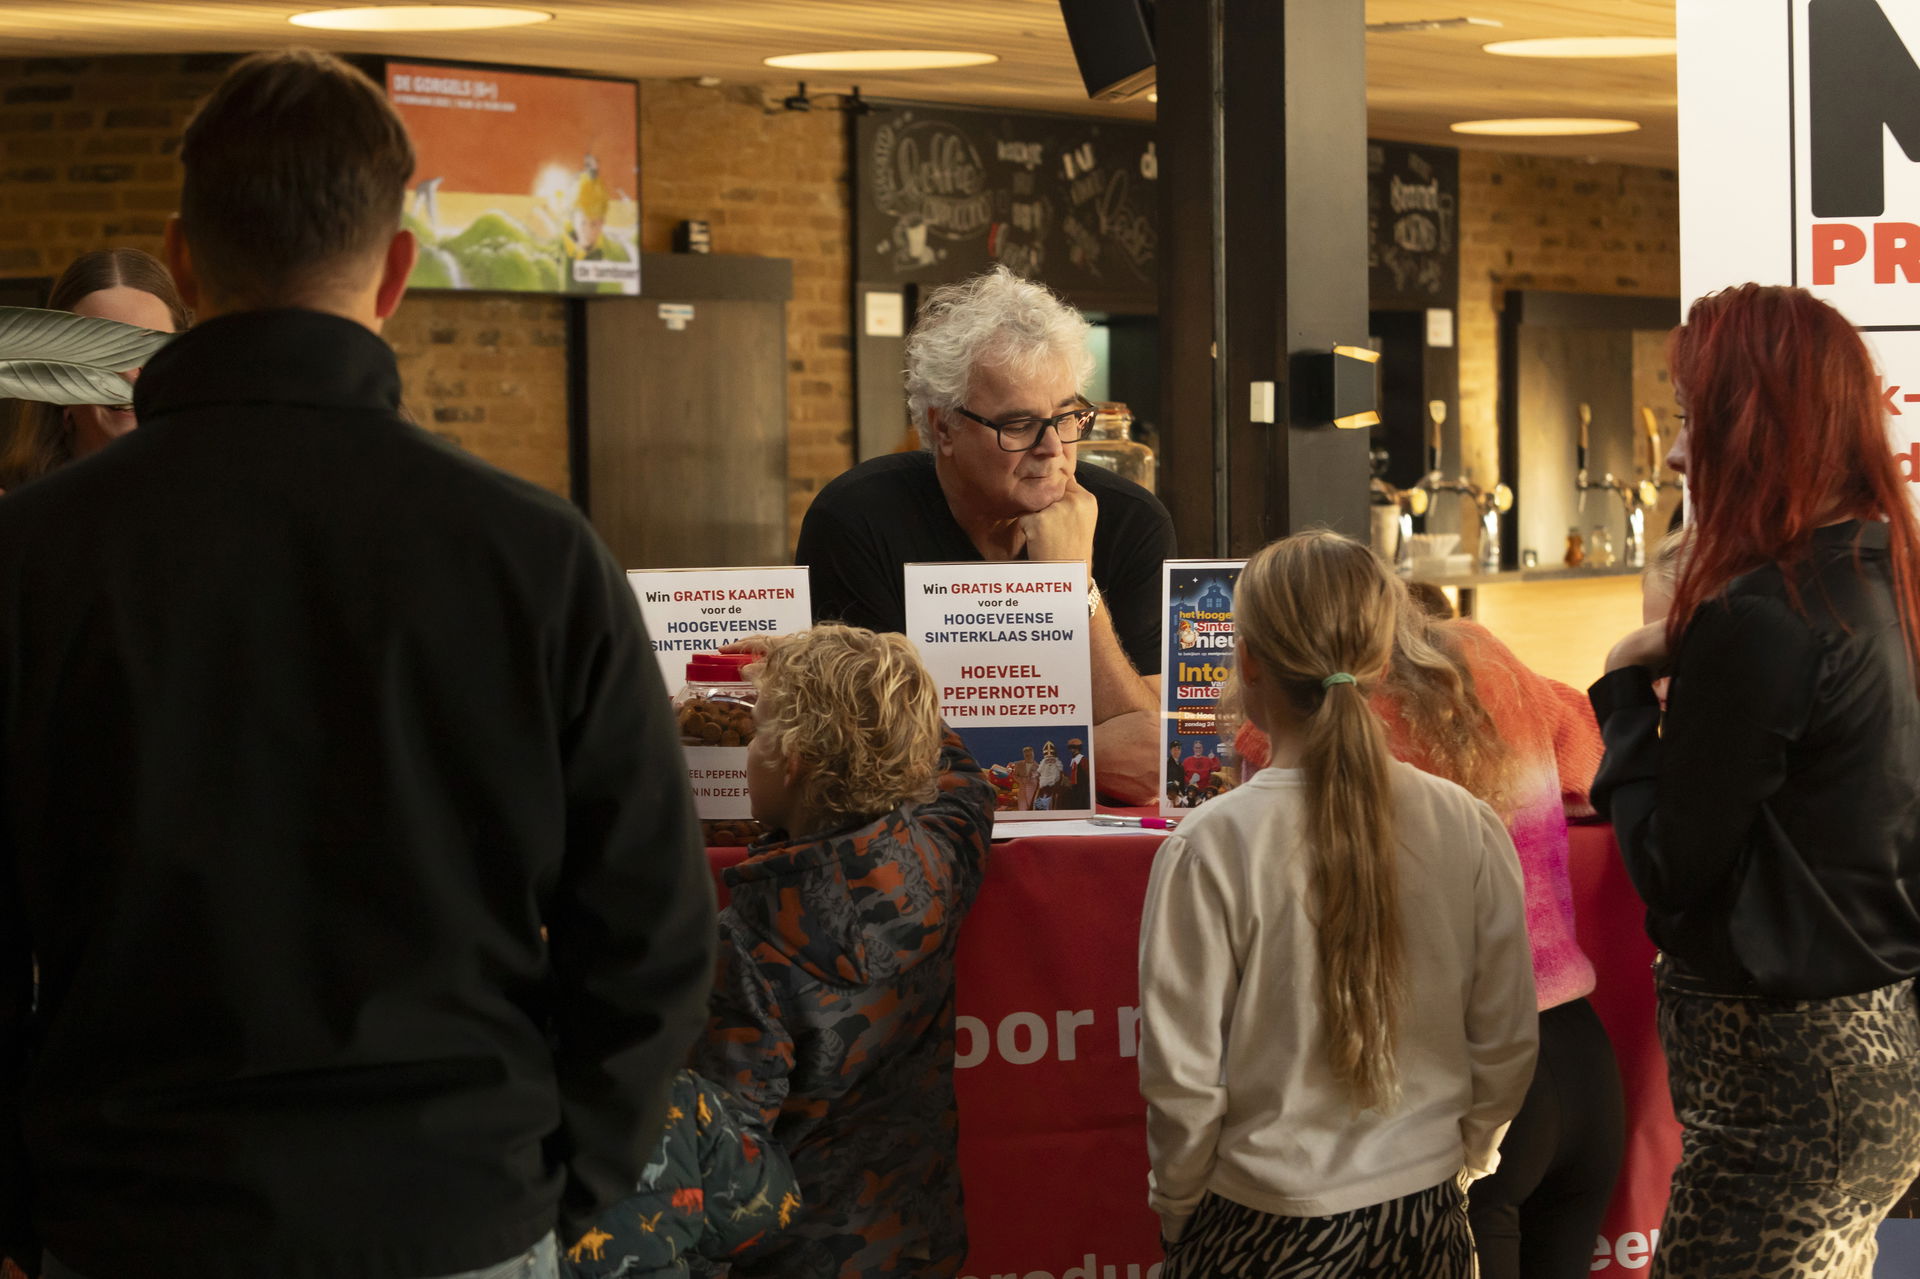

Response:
(560, 1069), (798, 1279)
(691, 733), (994, 1279)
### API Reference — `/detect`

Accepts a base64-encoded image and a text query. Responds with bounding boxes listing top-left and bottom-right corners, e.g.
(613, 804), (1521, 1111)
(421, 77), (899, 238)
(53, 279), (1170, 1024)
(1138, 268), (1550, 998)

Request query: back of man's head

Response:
(181, 50), (414, 309)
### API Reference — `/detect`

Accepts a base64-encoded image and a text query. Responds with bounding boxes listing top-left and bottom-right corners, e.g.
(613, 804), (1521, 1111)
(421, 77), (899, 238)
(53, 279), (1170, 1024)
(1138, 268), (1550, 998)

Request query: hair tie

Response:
(1321, 672), (1357, 690)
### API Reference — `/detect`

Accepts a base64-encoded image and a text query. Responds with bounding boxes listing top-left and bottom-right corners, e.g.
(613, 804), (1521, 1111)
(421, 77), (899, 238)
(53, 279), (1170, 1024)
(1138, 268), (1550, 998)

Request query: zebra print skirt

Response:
(1160, 1179), (1477, 1279)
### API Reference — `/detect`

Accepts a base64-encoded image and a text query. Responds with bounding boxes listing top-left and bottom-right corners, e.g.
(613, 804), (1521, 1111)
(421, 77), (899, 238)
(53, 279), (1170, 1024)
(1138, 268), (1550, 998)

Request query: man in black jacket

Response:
(0, 51), (713, 1279)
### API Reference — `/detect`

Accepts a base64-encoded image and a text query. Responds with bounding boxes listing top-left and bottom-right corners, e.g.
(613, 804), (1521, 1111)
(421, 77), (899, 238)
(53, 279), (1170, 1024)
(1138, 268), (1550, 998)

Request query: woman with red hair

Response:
(1592, 284), (1920, 1277)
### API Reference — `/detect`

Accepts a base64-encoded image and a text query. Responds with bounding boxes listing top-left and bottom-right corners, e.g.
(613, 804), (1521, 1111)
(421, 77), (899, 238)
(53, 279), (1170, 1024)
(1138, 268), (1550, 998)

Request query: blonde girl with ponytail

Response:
(1138, 530), (1537, 1278)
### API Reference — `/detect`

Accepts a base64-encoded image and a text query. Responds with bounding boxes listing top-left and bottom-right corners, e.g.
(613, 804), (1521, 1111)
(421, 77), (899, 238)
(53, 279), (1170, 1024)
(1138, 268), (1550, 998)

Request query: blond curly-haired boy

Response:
(692, 625), (994, 1279)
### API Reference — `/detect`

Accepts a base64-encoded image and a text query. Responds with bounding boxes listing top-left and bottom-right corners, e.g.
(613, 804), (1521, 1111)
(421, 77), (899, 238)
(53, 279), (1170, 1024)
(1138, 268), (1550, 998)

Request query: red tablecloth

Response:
(707, 824), (1681, 1279)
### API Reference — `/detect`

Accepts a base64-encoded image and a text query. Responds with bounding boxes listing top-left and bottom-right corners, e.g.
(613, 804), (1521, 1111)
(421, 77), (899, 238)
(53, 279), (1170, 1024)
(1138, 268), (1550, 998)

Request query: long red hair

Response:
(1665, 284), (1920, 666)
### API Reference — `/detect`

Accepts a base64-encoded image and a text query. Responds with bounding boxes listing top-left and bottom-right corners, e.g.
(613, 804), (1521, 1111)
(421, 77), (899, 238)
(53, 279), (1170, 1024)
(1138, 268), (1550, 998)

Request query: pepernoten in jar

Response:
(673, 652), (761, 847)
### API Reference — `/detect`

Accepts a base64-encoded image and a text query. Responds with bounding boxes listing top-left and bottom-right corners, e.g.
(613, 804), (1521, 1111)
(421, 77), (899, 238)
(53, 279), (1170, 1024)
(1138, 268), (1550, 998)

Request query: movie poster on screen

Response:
(387, 62), (639, 295)
(1161, 560), (1246, 818)
(904, 562), (1096, 819)
(626, 567), (812, 697)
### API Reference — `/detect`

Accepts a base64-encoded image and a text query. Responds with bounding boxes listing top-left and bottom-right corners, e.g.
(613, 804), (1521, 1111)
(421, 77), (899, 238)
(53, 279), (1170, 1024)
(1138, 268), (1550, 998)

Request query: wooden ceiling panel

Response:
(1365, 0), (1677, 164)
(0, 1), (1678, 165)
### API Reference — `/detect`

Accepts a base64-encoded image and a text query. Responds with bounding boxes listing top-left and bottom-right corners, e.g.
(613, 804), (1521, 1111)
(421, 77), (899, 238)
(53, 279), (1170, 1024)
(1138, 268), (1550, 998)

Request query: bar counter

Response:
(1409, 563), (1647, 589)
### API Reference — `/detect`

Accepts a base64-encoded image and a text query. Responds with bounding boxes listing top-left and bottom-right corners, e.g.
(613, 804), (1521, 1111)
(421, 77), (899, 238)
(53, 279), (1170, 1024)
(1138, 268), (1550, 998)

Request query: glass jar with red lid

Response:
(673, 652), (761, 847)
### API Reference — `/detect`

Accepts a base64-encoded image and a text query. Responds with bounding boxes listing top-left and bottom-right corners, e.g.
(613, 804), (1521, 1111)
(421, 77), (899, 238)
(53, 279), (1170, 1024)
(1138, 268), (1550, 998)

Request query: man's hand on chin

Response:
(1017, 472), (1098, 565)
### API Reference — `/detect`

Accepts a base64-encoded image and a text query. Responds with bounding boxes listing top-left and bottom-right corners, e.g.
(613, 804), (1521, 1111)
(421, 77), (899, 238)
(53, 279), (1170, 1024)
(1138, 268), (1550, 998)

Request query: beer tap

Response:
(1463, 478), (1516, 571)
(1420, 398), (1453, 491)
(1620, 406), (1683, 567)
(1405, 395), (1474, 564)
(1415, 400), (1470, 504)
(1370, 448), (1431, 574)
(1574, 403), (1601, 514)
(1413, 400), (1471, 565)
(1609, 475), (1654, 570)
(1584, 406), (1670, 570)
(1416, 399), (1512, 571)
(1571, 400), (1635, 564)
(1639, 407), (1684, 502)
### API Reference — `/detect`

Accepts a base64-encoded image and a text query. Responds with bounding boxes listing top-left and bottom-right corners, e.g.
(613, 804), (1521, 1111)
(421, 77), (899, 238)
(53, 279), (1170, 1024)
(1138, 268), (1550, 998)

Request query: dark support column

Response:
(1154, 0), (1219, 558)
(1157, 0), (1373, 556)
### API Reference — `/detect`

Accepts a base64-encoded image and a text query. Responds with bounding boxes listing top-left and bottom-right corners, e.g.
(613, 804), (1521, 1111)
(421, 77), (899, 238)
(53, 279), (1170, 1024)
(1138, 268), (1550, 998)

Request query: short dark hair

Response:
(180, 50), (414, 305)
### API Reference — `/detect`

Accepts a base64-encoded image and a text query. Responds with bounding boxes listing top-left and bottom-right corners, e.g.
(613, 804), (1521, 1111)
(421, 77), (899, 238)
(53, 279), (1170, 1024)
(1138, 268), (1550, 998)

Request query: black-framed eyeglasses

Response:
(950, 398), (1099, 451)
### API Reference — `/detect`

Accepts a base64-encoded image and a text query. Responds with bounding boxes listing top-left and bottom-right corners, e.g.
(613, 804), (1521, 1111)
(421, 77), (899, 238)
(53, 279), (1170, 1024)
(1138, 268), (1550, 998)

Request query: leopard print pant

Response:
(1653, 966), (1920, 1279)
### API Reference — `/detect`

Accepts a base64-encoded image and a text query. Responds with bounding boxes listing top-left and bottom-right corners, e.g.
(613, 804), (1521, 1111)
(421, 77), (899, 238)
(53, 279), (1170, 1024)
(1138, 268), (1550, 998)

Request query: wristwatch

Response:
(1088, 581), (1104, 618)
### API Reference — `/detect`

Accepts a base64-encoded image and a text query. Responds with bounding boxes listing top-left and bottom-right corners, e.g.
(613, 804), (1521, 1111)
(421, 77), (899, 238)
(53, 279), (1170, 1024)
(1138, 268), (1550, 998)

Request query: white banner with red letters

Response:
(1676, 6), (1920, 1263)
(1680, 0), (1920, 482)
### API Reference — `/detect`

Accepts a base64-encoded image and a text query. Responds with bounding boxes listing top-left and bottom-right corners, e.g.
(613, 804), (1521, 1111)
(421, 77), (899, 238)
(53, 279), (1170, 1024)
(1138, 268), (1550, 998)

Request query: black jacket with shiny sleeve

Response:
(1590, 520), (1920, 998)
(0, 310), (714, 1279)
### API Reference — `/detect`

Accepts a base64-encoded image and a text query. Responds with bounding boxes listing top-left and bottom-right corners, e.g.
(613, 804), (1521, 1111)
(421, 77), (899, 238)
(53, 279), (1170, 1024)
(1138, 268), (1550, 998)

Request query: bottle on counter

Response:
(1075, 401), (1157, 492)
(673, 652), (761, 847)
(1564, 527), (1585, 568)
(1591, 523), (1616, 569)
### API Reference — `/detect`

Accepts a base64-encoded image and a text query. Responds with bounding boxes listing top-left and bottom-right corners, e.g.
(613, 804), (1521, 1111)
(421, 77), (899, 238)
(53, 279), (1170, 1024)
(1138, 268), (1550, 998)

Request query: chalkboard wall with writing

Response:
(854, 102), (1159, 312)
(1368, 140), (1459, 310)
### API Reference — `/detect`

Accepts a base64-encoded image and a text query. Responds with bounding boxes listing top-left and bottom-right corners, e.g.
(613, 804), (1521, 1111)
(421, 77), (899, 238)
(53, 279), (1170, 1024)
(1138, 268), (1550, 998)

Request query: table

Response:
(706, 826), (1920, 1279)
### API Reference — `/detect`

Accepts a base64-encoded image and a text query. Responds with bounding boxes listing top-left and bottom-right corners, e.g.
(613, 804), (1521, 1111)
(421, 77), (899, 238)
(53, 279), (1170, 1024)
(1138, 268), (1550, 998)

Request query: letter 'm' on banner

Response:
(1810, 0), (1920, 217)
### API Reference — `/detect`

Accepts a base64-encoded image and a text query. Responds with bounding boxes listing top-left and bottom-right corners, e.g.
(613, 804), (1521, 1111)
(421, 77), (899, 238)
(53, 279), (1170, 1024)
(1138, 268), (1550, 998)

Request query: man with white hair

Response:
(796, 267), (1174, 801)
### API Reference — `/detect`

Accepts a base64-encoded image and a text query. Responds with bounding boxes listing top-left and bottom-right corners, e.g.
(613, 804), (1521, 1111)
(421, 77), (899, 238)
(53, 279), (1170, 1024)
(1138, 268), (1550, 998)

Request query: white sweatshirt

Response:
(1138, 760), (1537, 1237)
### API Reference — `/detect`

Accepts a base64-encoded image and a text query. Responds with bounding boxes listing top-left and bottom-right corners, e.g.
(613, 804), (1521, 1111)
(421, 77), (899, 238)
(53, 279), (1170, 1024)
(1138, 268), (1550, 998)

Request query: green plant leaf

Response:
(0, 306), (174, 406)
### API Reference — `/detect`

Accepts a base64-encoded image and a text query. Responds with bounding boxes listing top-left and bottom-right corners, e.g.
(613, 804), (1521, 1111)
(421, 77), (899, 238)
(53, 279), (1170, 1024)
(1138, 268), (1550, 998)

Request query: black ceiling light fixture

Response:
(770, 82), (886, 115)
(840, 86), (879, 115)
(1364, 16), (1502, 34)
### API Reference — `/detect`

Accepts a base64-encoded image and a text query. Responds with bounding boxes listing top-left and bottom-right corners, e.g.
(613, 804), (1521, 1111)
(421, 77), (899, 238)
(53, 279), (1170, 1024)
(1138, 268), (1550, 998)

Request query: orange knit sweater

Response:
(1235, 619), (1604, 1009)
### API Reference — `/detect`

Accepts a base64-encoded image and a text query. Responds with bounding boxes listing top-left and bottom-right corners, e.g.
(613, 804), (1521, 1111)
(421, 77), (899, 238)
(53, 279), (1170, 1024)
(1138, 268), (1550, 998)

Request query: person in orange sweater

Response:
(1237, 585), (1621, 1279)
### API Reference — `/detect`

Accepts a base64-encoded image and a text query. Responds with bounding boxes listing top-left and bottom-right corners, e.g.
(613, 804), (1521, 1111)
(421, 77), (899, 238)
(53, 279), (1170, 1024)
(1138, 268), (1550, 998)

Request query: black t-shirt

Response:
(795, 451), (1176, 676)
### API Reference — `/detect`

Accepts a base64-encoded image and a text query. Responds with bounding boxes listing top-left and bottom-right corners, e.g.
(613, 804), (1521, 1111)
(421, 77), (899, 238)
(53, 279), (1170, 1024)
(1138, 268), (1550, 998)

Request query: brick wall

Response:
(0, 54), (577, 498)
(637, 79), (851, 544)
(0, 56), (1680, 555)
(1457, 151), (1681, 496)
(0, 61), (853, 541)
(383, 296), (572, 495)
(0, 57), (221, 279)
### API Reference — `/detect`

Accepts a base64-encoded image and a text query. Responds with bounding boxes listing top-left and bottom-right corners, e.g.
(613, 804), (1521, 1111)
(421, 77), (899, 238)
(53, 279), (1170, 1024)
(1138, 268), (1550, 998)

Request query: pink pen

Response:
(1088, 815), (1179, 831)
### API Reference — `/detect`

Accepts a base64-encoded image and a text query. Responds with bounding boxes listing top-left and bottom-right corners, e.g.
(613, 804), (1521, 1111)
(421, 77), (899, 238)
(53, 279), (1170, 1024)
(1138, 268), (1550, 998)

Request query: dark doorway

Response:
(1368, 309), (1428, 490)
(1086, 312), (1160, 454)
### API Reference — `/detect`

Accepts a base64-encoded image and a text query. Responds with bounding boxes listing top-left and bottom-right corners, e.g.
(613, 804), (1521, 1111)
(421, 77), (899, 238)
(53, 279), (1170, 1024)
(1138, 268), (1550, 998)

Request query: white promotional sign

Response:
(684, 745), (751, 819)
(626, 566), (812, 696)
(904, 561), (1096, 819)
(1680, 0), (1920, 478)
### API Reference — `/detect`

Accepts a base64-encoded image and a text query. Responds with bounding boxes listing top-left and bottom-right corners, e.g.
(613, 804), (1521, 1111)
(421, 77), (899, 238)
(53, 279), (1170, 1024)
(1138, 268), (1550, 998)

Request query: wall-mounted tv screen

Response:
(386, 61), (639, 295)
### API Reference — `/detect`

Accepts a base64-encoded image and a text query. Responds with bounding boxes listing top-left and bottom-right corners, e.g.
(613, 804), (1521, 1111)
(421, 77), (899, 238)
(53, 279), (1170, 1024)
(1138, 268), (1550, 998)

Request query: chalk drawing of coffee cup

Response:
(893, 212), (937, 267)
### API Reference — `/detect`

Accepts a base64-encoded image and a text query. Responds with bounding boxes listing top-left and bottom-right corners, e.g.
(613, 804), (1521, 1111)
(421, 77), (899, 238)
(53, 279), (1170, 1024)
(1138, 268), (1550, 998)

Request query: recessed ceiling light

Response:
(1450, 117), (1642, 136)
(763, 50), (998, 72)
(1483, 36), (1677, 58)
(289, 5), (553, 31)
